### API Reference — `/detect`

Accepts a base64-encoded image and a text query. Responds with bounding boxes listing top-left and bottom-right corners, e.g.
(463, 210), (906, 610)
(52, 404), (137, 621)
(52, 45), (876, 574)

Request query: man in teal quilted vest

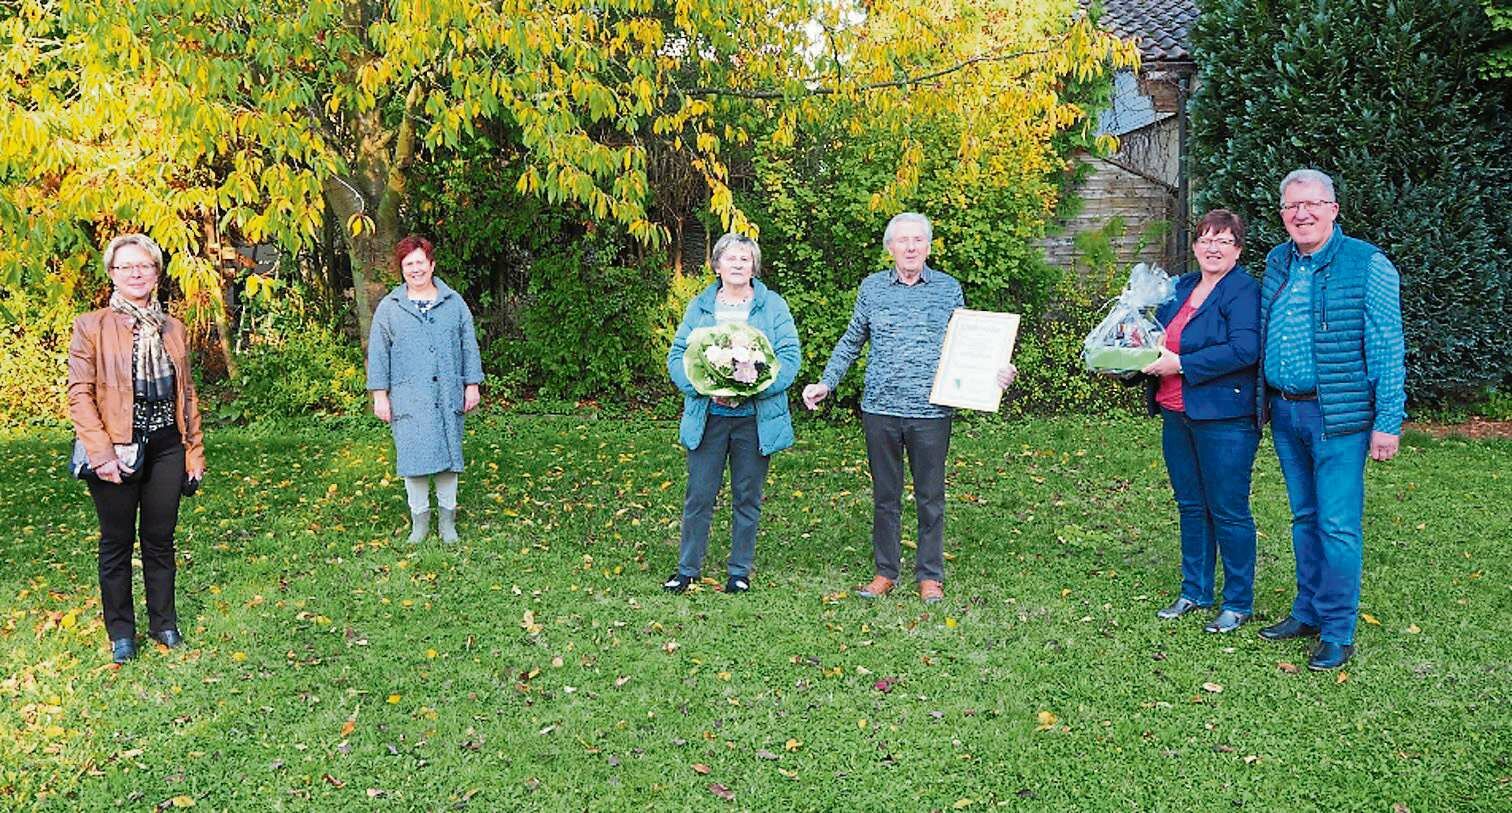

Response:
(1255, 169), (1406, 671)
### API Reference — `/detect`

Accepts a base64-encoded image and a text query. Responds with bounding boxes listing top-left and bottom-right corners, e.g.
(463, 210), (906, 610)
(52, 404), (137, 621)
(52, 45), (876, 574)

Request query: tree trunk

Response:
(199, 209), (238, 379)
(326, 84), (420, 354)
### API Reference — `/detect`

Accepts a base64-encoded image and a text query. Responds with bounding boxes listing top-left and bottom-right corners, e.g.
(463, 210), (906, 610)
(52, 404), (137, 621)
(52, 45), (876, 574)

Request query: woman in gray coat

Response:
(367, 235), (484, 543)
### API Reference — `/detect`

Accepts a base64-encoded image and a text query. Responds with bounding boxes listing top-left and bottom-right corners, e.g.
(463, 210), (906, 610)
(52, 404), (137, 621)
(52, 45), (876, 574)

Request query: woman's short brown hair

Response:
(1193, 209), (1246, 249)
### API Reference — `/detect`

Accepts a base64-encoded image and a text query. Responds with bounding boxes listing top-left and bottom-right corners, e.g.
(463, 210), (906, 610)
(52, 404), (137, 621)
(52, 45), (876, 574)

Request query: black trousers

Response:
(86, 426), (184, 640)
(860, 412), (952, 583)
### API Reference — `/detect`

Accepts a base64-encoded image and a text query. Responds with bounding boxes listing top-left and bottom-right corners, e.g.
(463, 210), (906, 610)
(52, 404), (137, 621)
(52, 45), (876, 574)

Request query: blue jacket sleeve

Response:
(820, 284), (870, 390)
(1180, 275), (1260, 385)
(756, 295), (802, 400)
(366, 302), (393, 391)
(460, 304), (484, 385)
(667, 298), (702, 398)
(1363, 254), (1406, 435)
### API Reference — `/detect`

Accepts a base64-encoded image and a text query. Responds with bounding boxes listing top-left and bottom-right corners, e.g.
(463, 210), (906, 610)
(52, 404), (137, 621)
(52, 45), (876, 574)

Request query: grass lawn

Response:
(1, 413), (1507, 811)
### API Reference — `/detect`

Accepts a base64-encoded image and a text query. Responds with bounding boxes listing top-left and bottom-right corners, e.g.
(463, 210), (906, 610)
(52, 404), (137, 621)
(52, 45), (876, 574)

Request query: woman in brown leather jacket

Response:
(68, 234), (205, 664)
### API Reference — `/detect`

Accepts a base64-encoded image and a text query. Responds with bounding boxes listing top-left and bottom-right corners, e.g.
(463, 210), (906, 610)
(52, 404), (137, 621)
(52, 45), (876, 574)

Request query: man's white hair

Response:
(883, 212), (932, 247)
(1279, 169), (1336, 202)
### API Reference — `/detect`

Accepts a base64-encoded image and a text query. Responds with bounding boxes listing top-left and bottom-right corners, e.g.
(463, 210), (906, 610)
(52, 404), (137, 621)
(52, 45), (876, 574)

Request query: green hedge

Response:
(1189, 0), (1512, 407)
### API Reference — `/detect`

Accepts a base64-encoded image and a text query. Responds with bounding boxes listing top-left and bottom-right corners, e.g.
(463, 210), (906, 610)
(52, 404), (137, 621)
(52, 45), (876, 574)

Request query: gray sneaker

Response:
(1204, 610), (1250, 633)
(1156, 597), (1205, 620)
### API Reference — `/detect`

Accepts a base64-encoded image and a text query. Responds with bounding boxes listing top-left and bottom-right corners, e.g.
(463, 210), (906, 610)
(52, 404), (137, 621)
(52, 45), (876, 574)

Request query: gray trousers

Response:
(861, 412), (952, 583)
(678, 415), (770, 579)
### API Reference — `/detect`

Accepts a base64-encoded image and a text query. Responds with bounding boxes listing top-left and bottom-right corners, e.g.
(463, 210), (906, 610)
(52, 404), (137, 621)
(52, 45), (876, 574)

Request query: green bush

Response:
(219, 324), (368, 421)
(0, 323), (68, 428)
(491, 243), (672, 401)
(1190, 0), (1512, 407)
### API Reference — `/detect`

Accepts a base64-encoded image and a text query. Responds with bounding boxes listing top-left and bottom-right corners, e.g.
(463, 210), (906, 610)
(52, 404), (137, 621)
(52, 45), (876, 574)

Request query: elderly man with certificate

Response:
(802, 212), (1018, 604)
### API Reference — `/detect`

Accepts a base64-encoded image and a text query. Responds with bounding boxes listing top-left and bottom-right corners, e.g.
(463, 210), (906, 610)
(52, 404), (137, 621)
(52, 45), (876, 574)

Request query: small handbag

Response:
(69, 439), (144, 483)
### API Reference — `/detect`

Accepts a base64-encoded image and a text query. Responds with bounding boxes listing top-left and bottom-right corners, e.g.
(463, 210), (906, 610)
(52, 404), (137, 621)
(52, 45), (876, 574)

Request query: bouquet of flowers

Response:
(1082, 262), (1176, 372)
(683, 323), (781, 399)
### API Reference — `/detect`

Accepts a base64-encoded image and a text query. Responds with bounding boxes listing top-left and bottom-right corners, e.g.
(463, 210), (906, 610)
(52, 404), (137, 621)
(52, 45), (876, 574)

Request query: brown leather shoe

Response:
(856, 575), (895, 599)
(919, 580), (944, 604)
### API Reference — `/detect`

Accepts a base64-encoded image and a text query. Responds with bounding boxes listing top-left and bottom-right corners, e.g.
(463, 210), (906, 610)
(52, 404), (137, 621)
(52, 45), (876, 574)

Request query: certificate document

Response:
(928, 309), (1021, 412)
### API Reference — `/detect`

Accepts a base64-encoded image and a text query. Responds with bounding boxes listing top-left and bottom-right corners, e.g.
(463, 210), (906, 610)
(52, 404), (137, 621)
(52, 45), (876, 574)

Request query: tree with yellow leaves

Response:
(0, 0), (1135, 356)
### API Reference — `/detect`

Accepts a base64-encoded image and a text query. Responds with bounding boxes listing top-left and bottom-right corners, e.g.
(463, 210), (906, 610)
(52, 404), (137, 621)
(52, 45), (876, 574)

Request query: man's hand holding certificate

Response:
(929, 309), (1021, 412)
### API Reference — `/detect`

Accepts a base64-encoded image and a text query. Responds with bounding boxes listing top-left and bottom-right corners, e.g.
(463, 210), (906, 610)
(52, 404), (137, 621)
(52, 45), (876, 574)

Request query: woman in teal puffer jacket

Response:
(664, 233), (801, 594)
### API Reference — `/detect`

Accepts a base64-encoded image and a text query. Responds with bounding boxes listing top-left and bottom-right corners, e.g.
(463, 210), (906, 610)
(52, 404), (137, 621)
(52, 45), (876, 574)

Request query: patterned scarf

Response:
(109, 292), (175, 401)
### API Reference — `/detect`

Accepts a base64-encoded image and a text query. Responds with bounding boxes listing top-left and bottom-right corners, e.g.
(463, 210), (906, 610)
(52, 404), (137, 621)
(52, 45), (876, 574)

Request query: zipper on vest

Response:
(1318, 273), (1328, 331)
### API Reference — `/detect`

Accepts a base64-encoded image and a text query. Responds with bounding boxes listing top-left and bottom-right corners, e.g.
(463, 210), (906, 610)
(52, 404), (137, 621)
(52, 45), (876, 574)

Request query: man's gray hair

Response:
(1279, 169), (1336, 202)
(883, 212), (932, 247)
(710, 232), (761, 277)
(103, 233), (165, 274)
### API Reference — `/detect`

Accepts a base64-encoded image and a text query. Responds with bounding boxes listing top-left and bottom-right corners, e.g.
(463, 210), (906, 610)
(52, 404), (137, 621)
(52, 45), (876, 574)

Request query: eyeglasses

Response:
(1280, 199), (1336, 215)
(1195, 237), (1237, 248)
(110, 263), (158, 274)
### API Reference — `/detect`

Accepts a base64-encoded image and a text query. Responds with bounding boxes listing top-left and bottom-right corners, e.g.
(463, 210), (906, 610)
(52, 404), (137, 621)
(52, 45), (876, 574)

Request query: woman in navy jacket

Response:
(1139, 209), (1262, 633)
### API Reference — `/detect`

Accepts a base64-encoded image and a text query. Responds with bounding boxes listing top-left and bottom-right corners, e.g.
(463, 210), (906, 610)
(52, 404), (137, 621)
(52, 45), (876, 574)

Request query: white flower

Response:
(704, 345), (733, 368)
(730, 344), (751, 363)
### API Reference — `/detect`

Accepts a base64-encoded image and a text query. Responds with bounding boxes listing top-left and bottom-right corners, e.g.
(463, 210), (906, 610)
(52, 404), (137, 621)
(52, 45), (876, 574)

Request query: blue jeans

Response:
(1269, 396), (1370, 645)
(678, 415), (770, 579)
(1161, 410), (1260, 613)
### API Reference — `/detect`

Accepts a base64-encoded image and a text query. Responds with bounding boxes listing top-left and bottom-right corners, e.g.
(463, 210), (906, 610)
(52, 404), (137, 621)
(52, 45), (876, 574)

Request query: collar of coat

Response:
(384, 277), (460, 319)
(1171, 264), (1248, 314)
(1285, 224), (1345, 267)
(691, 278), (773, 315)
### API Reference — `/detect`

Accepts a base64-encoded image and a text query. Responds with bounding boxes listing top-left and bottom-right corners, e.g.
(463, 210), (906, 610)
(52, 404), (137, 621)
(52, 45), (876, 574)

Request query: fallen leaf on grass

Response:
(755, 749), (779, 761)
(323, 773), (345, 789)
(158, 796), (195, 809)
(692, 763), (711, 775)
(1201, 682), (1223, 694)
(614, 675), (631, 688)
(1277, 662), (1299, 674)
(366, 789), (386, 798)
(339, 719), (356, 738)
(777, 768), (798, 779)
(1406, 624), (1421, 634)
(873, 677), (896, 694)
(386, 694), (401, 704)
(1035, 711), (1057, 731)
(1243, 755), (1260, 765)
(1361, 613), (1381, 626)
(784, 738), (802, 752)
(1392, 804), (1411, 813)
(953, 799), (974, 810)
(708, 783), (735, 801)
(1336, 671), (1349, 685)
(662, 640), (680, 654)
